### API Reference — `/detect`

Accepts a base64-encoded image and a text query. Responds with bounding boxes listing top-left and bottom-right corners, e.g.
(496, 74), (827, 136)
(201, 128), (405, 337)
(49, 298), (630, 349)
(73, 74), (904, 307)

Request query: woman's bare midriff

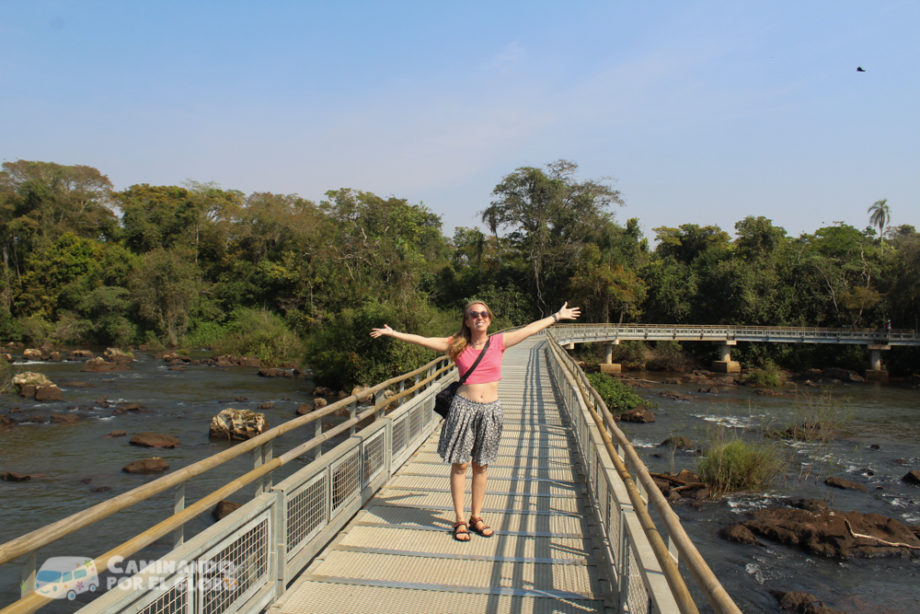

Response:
(457, 381), (500, 403)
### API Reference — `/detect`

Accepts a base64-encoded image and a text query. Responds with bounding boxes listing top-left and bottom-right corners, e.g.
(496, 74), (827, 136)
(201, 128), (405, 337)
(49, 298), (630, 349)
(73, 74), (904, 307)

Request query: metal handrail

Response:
(545, 331), (742, 614)
(550, 323), (920, 345)
(0, 354), (454, 613)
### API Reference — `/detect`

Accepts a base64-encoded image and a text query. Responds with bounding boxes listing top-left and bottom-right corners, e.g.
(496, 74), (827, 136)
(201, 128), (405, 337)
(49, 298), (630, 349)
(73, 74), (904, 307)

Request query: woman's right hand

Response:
(369, 324), (393, 338)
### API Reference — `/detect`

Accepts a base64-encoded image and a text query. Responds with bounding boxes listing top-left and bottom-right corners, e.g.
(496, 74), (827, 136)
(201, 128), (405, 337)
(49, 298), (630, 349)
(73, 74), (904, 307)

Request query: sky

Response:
(1, 1), (918, 242)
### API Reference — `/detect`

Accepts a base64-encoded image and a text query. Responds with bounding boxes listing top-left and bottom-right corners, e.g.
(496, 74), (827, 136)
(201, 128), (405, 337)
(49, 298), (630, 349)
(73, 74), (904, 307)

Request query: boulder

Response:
(1, 415), (16, 428)
(50, 413), (81, 424)
(650, 470), (710, 501)
(718, 524), (762, 546)
(103, 348), (134, 363)
(212, 500), (241, 521)
(123, 457), (170, 474)
(352, 385), (373, 404)
(130, 432), (180, 448)
(618, 408), (656, 423)
(659, 436), (694, 450)
(215, 355), (261, 368)
(769, 590), (844, 614)
(902, 470), (920, 485)
(22, 348), (42, 361)
(1, 471), (33, 482)
(12, 371), (52, 389)
(258, 401), (275, 409)
(160, 352), (190, 363)
(724, 501), (920, 559)
(106, 430), (127, 438)
(824, 477), (867, 492)
(209, 408), (267, 441)
(114, 402), (144, 415)
(81, 357), (127, 372)
(258, 367), (293, 378)
(70, 349), (95, 359)
(34, 384), (63, 402)
(313, 397), (328, 409)
(295, 402), (313, 415)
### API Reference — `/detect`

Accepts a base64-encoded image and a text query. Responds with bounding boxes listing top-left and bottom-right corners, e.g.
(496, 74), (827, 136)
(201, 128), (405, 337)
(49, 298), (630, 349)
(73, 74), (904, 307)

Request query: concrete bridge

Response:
(0, 334), (741, 614)
(549, 323), (920, 381)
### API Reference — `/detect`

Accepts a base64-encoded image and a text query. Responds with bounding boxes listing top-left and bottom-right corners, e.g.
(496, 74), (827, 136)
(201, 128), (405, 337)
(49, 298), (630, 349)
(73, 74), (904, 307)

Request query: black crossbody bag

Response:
(434, 337), (491, 418)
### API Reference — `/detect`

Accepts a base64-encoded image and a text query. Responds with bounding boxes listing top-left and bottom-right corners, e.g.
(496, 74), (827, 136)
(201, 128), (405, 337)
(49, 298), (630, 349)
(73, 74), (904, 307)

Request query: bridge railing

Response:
(544, 331), (741, 614)
(0, 356), (455, 614)
(550, 323), (920, 345)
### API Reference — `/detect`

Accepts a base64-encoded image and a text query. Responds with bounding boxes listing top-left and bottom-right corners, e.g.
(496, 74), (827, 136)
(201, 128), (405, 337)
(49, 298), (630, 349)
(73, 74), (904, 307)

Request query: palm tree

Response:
(867, 199), (890, 237)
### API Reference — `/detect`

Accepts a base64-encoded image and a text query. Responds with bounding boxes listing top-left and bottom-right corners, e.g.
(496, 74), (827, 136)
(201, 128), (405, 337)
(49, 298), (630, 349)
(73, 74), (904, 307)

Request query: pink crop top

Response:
(453, 333), (506, 384)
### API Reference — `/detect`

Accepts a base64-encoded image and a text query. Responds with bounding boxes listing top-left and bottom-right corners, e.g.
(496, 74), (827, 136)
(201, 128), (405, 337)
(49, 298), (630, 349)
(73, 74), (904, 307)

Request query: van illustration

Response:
(34, 557), (99, 600)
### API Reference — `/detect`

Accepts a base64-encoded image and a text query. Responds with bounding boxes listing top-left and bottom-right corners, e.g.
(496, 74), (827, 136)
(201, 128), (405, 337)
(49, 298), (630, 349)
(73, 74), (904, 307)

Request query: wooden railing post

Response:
(19, 552), (36, 599)
(348, 400), (358, 436)
(172, 484), (185, 548)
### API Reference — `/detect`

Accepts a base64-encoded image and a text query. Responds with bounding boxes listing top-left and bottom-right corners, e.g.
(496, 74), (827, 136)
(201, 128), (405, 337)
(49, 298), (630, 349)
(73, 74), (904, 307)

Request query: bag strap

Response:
(457, 337), (491, 385)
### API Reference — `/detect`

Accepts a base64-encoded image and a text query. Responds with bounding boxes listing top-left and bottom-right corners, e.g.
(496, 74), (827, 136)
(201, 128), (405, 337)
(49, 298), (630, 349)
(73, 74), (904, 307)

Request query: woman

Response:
(370, 300), (581, 541)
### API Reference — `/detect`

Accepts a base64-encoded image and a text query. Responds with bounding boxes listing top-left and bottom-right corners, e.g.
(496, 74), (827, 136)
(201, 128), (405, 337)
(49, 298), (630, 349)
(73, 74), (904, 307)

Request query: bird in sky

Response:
(857, 66), (867, 72)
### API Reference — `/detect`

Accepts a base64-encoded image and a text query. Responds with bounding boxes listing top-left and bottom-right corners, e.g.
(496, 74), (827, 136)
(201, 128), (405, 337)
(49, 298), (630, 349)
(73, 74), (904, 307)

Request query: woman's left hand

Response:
(556, 302), (581, 321)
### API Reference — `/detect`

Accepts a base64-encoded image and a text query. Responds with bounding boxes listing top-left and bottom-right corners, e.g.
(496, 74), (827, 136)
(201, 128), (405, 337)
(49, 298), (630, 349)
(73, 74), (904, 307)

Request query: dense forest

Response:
(1, 159), (918, 388)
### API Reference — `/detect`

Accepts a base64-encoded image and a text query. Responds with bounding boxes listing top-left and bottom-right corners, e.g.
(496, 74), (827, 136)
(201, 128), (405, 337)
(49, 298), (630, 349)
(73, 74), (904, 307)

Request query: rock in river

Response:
(123, 457), (170, 474)
(209, 408), (267, 441)
(130, 432), (181, 448)
(722, 499), (920, 559)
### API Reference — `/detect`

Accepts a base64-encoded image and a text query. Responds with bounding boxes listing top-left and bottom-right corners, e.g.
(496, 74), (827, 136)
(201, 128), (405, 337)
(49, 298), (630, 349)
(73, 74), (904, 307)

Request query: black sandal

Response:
(468, 516), (493, 538)
(452, 521), (471, 542)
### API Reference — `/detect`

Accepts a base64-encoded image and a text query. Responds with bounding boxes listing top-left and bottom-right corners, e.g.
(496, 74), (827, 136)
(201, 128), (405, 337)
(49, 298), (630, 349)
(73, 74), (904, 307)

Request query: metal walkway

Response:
(267, 338), (614, 613)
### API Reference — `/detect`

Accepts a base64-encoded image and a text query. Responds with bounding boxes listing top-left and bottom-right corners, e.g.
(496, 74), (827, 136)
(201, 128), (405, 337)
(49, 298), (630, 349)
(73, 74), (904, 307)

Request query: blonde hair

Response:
(447, 300), (495, 361)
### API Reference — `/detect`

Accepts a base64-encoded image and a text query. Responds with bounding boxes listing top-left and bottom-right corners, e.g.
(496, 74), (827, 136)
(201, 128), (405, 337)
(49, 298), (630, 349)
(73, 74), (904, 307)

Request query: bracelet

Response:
(552, 313), (559, 323)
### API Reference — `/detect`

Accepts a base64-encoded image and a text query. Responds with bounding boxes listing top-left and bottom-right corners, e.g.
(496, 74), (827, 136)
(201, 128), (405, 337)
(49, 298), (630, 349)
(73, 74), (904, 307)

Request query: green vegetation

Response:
(586, 372), (649, 410)
(769, 392), (852, 442)
(743, 361), (787, 388)
(2, 157), (919, 390)
(696, 435), (787, 496)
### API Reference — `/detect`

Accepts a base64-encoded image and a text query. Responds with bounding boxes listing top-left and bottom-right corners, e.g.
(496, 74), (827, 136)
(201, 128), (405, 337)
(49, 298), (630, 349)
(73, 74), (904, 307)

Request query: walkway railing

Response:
(0, 356), (455, 614)
(550, 323), (920, 346)
(544, 330), (742, 614)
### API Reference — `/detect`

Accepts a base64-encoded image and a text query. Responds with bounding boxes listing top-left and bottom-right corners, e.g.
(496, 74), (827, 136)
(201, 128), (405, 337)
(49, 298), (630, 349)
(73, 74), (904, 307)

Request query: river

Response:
(1, 352), (919, 612)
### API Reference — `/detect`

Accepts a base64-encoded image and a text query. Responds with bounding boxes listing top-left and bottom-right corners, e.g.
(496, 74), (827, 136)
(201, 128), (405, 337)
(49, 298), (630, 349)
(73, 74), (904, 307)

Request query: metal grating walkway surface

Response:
(267, 337), (614, 613)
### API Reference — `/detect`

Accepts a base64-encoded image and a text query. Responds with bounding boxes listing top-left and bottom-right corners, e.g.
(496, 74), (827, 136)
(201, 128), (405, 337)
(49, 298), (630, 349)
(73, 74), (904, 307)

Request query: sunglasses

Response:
(467, 310), (490, 319)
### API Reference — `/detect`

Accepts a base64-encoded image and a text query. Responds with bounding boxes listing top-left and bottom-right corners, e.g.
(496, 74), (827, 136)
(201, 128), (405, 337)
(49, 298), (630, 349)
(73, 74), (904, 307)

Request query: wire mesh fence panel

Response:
(285, 472), (327, 559)
(198, 513), (270, 614)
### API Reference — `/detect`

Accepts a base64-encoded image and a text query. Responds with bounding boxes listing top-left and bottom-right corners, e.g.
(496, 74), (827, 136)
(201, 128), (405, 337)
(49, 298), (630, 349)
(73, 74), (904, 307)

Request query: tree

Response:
(129, 248), (201, 346)
(0, 161), (117, 242)
(1, 161), (118, 312)
(653, 224), (731, 265)
(482, 160), (622, 314)
(792, 224), (881, 327)
(867, 199), (890, 238)
(569, 243), (646, 323)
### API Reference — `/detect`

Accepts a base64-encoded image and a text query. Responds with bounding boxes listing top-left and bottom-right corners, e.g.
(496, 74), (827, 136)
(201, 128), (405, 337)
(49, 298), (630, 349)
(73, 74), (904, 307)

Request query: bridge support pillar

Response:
(712, 341), (740, 373)
(564, 342), (575, 350)
(866, 345), (890, 383)
(600, 341), (621, 373)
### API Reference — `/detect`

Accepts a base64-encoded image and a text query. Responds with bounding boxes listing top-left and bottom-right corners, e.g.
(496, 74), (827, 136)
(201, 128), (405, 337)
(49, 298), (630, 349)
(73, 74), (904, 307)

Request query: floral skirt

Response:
(437, 394), (503, 465)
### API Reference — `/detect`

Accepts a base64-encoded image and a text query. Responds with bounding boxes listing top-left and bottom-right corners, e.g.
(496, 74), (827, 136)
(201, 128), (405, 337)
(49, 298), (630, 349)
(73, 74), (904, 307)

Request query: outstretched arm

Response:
(369, 324), (451, 353)
(503, 302), (581, 348)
